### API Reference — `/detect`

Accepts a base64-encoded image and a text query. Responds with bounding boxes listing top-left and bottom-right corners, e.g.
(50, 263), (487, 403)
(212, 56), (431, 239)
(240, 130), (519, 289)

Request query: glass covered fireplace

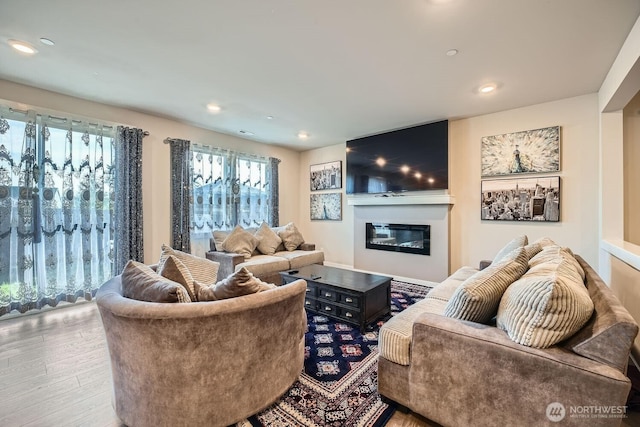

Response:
(365, 223), (430, 255)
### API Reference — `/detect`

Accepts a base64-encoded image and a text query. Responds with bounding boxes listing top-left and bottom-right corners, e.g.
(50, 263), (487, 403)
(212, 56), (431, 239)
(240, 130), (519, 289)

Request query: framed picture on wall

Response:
(481, 176), (560, 222)
(310, 193), (342, 221)
(481, 126), (560, 177)
(310, 161), (342, 191)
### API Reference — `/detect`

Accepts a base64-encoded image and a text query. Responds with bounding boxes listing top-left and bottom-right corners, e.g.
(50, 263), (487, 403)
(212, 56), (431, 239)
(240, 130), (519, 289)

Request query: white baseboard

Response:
(322, 261), (439, 287)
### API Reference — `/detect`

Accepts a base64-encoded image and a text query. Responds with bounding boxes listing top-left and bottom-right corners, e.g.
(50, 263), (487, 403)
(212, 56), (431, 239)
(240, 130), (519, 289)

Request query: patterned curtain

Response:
(0, 110), (116, 316)
(186, 144), (279, 257)
(268, 157), (280, 227)
(113, 126), (144, 274)
(167, 138), (192, 252)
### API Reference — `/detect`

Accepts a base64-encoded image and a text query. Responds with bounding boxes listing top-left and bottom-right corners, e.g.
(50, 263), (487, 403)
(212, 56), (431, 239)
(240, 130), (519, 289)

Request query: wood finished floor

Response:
(0, 302), (638, 427)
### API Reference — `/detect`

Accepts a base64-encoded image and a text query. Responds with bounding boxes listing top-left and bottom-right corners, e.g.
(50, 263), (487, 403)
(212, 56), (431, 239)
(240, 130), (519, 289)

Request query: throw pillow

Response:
(193, 281), (217, 302)
(194, 275), (276, 301)
(157, 255), (197, 301)
(277, 222), (305, 251)
(212, 230), (231, 251)
(524, 242), (543, 260)
(158, 244), (220, 285)
(496, 257), (594, 348)
(254, 222), (282, 255)
(443, 247), (528, 323)
(492, 235), (528, 264)
(220, 225), (259, 259)
(121, 260), (191, 303)
(213, 267), (275, 300)
(533, 236), (558, 248)
(529, 245), (585, 281)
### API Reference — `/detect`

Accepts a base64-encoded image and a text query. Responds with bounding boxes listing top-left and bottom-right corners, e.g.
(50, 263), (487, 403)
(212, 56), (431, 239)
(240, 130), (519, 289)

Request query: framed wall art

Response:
(310, 160), (342, 191)
(481, 126), (560, 177)
(481, 176), (560, 222)
(310, 193), (342, 221)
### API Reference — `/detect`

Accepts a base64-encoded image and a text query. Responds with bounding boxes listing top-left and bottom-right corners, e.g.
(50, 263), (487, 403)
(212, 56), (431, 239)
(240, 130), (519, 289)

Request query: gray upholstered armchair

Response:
(96, 275), (308, 427)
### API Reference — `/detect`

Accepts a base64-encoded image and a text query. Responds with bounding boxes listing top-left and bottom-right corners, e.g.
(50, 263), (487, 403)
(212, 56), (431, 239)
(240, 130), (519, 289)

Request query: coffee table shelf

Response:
(280, 264), (391, 331)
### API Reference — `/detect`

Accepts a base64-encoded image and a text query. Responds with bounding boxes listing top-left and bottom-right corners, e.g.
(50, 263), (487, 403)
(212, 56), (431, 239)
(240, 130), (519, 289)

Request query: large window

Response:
(190, 144), (275, 256)
(0, 108), (115, 315)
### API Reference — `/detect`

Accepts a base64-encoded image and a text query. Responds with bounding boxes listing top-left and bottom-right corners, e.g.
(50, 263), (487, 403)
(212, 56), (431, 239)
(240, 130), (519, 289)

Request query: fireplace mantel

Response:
(347, 194), (455, 206)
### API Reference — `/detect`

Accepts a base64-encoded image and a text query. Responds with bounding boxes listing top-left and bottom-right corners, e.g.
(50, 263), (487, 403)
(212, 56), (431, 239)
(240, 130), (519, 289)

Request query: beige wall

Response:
(298, 144), (352, 266)
(450, 94), (600, 270)
(607, 255), (640, 359)
(0, 79), (302, 265)
(598, 15), (640, 359)
(301, 95), (600, 273)
(623, 92), (640, 245)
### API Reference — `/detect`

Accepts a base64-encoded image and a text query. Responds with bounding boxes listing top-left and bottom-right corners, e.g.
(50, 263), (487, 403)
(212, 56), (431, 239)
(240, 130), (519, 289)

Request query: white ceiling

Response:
(1, 0), (639, 151)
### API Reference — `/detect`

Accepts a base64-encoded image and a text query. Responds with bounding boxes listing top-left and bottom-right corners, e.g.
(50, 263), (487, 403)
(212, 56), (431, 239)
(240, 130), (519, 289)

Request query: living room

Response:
(2, 1), (640, 426)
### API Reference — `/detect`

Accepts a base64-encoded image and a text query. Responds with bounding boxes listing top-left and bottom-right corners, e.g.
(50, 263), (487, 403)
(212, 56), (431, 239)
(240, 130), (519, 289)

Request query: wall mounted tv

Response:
(346, 120), (448, 194)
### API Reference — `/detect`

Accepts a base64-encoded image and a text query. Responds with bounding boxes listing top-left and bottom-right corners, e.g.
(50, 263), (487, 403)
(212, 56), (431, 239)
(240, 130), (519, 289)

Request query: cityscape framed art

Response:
(481, 176), (560, 222)
(310, 161), (342, 191)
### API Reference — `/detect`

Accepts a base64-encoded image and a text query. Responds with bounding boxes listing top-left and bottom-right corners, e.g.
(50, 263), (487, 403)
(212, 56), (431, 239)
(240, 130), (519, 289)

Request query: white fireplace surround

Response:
(350, 193), (454, 283)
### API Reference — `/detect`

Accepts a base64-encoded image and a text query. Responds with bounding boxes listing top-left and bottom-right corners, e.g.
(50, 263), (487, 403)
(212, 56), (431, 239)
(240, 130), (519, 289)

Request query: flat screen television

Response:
(346, 120), (448, 194)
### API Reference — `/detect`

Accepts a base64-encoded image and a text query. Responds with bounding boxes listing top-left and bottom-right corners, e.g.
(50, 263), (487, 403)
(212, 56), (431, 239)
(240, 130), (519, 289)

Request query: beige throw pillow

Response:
(212, 230), (231, 251)
(254, 222), (282, 255)
(158, 255), (197, 301)
(492, 235), (528, 263)
(220, 225), (259, 259)
(497, 257), (594, 348)
(121, 260), (191, 303)
(158, 244), (220, 285)
(213, 267), (274, 300)
(444, 247), (528, 323)
(277, 222), (305, 251)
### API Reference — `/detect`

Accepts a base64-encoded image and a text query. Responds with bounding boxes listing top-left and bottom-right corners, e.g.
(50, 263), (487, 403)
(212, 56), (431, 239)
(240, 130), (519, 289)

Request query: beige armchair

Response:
(96, 275), (308, 427)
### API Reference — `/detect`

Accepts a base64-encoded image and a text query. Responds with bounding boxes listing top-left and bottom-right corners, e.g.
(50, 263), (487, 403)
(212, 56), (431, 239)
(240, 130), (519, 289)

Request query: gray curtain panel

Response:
(113, 126), (144, 274)
(268, 157), (280, 227)
(167, 138), (192, 252)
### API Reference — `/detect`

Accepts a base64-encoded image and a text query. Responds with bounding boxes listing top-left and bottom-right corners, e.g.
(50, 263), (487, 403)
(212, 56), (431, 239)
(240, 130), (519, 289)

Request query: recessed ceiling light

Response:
(298, 131), (309, 139)
(207, 103), (221, 113)
(376, 157), (386, 167)
(8, 39), (37, 55)
(39, 38), (55, 46)
(446, 49), (458, 56)
(238, 130), (254, 136)
(478, 83), (497, 94)
(266, 116), (274, 120)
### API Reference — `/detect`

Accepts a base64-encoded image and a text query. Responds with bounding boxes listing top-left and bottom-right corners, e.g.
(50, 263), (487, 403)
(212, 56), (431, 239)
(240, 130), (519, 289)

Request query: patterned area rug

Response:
(239, 280), (433, 427)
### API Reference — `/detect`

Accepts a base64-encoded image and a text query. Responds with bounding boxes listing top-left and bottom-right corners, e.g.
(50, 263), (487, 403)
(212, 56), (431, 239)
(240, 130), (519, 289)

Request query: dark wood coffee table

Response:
(280, 264), (392, 331)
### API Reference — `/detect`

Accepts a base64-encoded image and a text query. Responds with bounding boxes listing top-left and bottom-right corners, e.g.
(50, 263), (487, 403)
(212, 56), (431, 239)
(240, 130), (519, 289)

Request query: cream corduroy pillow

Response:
(444, 246), (528, 323)
(496, 256), (594, 348)
(158, 244), (220, 286)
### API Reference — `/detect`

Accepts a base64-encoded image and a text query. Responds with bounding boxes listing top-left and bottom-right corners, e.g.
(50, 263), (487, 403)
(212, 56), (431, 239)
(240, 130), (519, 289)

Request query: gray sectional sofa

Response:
(378, 237), (638, 427)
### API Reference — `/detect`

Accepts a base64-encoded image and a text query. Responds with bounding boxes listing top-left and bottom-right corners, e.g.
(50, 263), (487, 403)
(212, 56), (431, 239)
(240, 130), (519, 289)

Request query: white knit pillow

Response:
(493, 235), (528, 263)
(444, 247), (528, 323)
(497, 257), (594, 348)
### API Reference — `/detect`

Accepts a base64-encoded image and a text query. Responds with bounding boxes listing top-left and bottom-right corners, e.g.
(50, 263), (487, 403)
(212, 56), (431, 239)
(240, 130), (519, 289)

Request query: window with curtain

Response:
(0, 108), (116, 316)
(189, 143), (279, 256)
